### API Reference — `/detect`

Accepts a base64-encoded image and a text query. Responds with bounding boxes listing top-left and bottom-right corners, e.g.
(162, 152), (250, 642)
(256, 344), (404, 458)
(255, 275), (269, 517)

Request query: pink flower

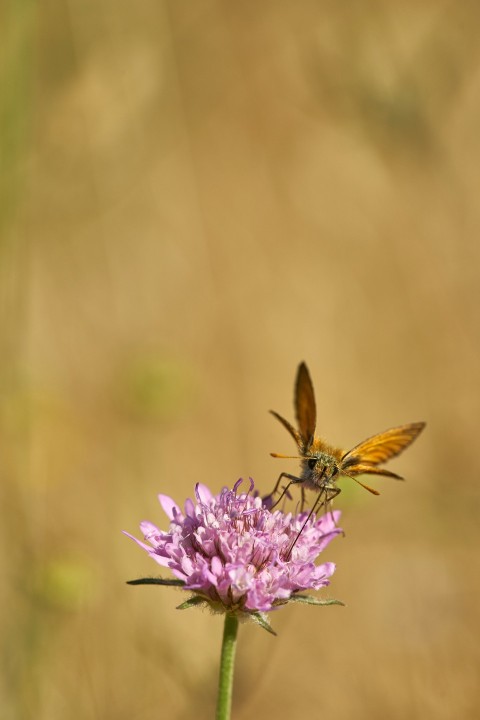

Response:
(125, 479), (342, 627)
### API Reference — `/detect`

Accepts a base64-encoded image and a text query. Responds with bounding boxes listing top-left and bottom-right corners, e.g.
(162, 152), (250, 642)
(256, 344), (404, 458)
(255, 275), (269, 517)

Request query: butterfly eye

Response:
(307, 458), (317, 470)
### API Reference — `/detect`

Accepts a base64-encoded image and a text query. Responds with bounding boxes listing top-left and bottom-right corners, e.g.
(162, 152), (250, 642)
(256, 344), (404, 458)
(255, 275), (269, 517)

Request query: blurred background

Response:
(1, 1), (479, 718)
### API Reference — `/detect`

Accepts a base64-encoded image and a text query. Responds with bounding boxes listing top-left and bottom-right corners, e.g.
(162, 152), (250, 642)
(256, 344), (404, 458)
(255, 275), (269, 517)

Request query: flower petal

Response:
(122, 530), (152, 553)
(195, 483), (213, 504)
(158, 494), (181, 520)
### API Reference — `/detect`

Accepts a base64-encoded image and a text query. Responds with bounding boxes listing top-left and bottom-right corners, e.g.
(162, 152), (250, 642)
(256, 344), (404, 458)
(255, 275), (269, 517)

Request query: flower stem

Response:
(216, 613), (239, 720)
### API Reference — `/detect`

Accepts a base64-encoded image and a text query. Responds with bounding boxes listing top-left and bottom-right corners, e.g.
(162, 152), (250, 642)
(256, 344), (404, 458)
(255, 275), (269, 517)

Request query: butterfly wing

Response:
(341, 422), (425, 475)
(269, 410), (302, 448)
(342, 464), (404, 480)
(295, 362), (317, 449)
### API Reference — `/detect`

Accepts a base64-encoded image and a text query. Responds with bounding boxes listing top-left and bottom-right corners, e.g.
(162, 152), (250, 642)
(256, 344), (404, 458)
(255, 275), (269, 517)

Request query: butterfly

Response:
(269, 362), (425, 554)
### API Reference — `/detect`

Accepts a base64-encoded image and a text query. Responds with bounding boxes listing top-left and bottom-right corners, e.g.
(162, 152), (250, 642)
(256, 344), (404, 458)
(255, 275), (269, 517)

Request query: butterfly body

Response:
(269, 362), (426, 512)
(296, 444), (342, 492)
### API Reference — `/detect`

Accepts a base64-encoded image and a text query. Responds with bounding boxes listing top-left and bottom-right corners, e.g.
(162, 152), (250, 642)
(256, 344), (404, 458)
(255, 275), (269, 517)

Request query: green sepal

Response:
(176, 596), (207, 611)
(126, 577), (185, 587)
(287, 594), (345, 607)
(250, 611), (277, 636)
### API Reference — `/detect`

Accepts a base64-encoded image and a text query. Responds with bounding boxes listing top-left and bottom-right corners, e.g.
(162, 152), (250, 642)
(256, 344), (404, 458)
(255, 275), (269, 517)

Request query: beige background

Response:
(1, 2), (479, 718)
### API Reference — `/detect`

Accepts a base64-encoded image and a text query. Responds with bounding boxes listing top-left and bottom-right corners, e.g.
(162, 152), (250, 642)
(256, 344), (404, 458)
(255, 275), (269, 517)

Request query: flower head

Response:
(125, 479), (342, 622)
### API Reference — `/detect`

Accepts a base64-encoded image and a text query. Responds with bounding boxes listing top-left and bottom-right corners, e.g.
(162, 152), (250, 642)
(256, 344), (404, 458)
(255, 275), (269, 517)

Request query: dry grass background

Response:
(1, 1), (480, 718)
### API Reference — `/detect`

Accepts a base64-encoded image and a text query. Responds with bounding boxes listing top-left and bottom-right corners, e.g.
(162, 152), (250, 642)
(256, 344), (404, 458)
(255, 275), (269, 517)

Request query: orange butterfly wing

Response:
(269, 410), (302, 448)
(295, 362), (317, 449)
(341, 422), (425, 476)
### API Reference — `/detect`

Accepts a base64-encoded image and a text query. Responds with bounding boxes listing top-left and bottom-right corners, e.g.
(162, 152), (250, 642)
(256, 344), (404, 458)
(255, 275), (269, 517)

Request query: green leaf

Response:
(250, 612), (277, 636)
(287, 594), (345, 607)
(126, 577), (185, 587)
(176, 596), (207, 610)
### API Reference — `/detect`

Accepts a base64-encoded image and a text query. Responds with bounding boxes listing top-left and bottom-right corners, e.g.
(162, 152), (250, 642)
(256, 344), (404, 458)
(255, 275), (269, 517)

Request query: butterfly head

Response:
(301, 451), (340, 490)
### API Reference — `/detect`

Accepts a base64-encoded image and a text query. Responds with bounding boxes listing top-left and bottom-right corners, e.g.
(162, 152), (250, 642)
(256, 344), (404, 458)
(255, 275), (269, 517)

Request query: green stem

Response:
(216, 613), (239, 720)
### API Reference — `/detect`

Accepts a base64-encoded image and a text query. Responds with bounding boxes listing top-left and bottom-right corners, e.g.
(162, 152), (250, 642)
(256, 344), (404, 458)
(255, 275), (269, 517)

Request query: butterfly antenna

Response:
(343, 472), (380, 495)
(270, 453), (303, 459)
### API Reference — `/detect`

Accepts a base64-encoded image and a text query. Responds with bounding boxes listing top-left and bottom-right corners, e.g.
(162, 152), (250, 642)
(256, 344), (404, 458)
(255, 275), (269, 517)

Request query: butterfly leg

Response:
(300, 485), (306, 512)
(267, 472), (303, 510)
(323, 487), (345, 535)
(284, 487), (328, 560)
